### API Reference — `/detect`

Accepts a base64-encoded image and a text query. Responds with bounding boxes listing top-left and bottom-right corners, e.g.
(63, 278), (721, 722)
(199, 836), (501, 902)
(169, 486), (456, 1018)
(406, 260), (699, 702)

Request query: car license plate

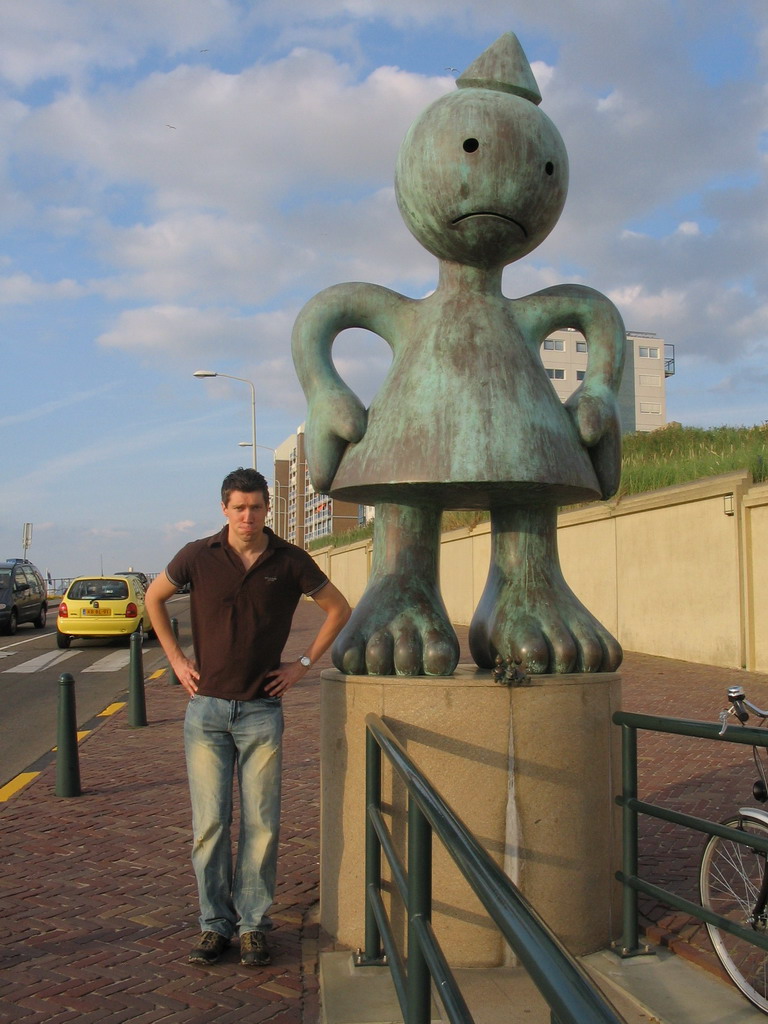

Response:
(83, 608), (111, 616)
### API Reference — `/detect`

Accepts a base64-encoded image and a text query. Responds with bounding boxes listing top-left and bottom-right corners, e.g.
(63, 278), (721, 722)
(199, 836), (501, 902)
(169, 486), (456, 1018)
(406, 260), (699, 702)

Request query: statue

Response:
(292, 33), (625, 677)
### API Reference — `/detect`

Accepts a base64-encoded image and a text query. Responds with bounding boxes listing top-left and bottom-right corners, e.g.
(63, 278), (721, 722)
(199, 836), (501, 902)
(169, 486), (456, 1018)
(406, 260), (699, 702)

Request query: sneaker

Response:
(240, 930), (271, 966)
(188, 930), (230, 964)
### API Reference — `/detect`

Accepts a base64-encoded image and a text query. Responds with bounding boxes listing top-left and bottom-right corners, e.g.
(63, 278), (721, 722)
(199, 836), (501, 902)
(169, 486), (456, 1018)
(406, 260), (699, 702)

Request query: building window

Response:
(639, 346), (659, 358)
(546, 368), (565, 380)
(576, 370), (586, 381)
(639, 402), (661, 414)
(543, 338), (564, 350)
(576, 341), (587, 353)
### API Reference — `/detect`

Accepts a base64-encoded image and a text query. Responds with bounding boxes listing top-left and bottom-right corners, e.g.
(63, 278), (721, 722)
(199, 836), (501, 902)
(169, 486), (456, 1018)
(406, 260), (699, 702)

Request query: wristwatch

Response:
(299, 655), (311, 668)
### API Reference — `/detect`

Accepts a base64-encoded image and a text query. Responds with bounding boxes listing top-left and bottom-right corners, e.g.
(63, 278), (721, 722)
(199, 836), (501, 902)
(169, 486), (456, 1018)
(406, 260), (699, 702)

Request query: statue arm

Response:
(291, 283), (405, 491)
(521, 285), (626, 498)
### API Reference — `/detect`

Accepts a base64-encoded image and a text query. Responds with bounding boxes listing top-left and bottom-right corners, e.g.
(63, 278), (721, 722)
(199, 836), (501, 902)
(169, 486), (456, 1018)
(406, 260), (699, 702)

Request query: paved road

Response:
(0, 594), (190, 788)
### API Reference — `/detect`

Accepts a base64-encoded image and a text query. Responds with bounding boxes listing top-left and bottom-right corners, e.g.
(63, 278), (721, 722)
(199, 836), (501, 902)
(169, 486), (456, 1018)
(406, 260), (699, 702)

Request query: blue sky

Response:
(1, 0), (766, 579)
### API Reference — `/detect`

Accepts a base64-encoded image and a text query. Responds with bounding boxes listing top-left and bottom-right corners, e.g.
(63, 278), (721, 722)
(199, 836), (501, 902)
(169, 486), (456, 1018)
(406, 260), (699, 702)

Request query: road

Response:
(0, 593), (191, 789)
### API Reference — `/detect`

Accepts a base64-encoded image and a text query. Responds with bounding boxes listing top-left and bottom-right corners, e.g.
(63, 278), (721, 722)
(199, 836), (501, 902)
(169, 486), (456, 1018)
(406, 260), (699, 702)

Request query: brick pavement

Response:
(0, 606), (328, 1024)
(3, 603), (768, 1021)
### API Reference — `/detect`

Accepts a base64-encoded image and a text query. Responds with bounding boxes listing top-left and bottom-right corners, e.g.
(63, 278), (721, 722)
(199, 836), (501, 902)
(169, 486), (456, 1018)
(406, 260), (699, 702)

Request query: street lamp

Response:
(193, 370), (257, 470)
(270, 493), (288, 538)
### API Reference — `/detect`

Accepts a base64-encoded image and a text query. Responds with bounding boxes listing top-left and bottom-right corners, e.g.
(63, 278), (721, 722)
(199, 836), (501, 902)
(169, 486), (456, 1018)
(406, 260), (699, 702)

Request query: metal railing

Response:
(362, 713), (625, 1024)
(613, 709), (768, 955)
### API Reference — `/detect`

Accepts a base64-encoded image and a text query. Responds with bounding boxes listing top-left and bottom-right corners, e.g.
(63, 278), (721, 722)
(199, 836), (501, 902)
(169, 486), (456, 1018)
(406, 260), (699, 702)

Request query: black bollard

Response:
(128, 630), (148, 727)
(170, 617), (181, 685)
(55, 672), (81, 797)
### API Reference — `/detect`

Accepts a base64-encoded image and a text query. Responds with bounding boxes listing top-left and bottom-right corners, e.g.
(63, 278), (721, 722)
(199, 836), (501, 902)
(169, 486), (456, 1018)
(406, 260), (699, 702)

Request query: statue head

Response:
(395, 33), (568, 270)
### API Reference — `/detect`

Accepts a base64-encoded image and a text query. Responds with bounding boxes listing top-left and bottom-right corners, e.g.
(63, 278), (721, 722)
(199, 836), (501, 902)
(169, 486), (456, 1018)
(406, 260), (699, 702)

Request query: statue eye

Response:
(545, 161), (554, 175)
(463, 138), (479, 153)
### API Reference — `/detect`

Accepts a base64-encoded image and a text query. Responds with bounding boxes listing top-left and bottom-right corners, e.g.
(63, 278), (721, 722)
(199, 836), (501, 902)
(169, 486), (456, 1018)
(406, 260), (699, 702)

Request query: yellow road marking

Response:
(98, 702), (126, 716)
(148, 669), (166, 680)
(52, 730), (91, 750)
(0, 772), (40, 802)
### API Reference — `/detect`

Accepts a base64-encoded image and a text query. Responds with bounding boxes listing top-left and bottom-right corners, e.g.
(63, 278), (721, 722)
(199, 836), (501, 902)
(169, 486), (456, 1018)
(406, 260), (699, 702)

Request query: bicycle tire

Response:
(699, 813), (768, 1013)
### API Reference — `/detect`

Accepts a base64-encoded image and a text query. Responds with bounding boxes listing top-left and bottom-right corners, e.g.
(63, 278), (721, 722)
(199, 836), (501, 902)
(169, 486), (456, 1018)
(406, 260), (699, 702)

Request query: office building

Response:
(272, 425), (368, 548)
(539, 329), (675, 433)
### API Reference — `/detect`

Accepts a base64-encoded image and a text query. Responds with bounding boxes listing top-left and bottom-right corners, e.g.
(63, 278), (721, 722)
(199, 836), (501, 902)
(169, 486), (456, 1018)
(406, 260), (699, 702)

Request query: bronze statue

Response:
(292, 33), (625, 677)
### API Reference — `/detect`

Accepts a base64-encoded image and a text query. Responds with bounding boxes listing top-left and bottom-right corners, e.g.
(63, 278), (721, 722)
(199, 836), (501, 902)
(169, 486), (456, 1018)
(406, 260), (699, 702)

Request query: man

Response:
(145, 467), (350, 967)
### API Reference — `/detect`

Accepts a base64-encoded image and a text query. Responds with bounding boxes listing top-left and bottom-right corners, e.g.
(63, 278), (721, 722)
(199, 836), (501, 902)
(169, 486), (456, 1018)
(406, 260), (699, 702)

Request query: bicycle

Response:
(699, 685), (768, 1013)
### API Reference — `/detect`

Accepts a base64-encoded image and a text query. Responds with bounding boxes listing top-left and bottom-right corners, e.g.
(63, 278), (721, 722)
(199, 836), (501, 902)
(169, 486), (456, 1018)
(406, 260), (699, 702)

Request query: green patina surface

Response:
(292, 33), (625, 677)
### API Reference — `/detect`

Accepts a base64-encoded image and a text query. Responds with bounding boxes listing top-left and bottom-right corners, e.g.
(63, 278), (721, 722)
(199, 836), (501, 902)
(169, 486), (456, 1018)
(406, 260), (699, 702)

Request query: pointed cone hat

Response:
(456, 32), (542, 105)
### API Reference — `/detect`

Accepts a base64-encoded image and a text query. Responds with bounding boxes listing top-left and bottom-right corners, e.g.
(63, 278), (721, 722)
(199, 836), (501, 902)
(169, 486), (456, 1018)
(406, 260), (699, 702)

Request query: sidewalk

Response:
(3, 603), (768, 1022)
(1, 606), (328, 1024)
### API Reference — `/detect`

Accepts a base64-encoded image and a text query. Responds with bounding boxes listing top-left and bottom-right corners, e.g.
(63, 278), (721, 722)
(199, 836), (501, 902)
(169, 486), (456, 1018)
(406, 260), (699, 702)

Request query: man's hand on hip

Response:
(172, 654), (200, 697)
(263, 660), (309, 697)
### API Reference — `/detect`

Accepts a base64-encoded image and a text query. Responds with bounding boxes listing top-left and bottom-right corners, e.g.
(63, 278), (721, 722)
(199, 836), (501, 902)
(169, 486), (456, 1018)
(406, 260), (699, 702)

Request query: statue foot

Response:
(470, 579), (622, 675)
(332, 576), (459, 677)
(470, 504), (622, 675)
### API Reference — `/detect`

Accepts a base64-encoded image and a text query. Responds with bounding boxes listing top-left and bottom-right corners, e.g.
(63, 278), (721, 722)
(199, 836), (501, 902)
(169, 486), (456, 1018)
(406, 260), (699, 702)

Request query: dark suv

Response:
(0, 559), (48, 634)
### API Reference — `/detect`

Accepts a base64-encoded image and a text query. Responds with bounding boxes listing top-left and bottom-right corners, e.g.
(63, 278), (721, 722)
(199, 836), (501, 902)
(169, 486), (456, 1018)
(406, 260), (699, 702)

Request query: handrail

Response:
(363, 712), (626, 1024)
(613, 709), (768, 955)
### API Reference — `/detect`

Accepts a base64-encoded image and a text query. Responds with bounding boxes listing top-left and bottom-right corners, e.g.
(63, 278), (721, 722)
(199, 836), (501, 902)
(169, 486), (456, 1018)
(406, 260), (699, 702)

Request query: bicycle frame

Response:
(736, 806), (768, 930)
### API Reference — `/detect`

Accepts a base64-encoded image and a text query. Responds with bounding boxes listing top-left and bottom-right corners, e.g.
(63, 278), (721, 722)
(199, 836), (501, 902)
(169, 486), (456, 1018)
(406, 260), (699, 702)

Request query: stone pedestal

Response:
(320, 667), (621, 967)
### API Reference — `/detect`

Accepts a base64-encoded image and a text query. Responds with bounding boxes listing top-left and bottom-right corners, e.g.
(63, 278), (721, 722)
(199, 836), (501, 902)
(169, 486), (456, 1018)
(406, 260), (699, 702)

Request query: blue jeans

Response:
(183, 694), (284, 938)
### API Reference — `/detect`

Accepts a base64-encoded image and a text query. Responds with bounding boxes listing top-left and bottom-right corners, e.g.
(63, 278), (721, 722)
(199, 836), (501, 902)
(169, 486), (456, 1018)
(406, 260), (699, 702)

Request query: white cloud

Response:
(0, 272), (84, 303)
(608, 284), (689, 334)
(14, 52), (449, 221)
(97, 304), (295, 362)
(0, 0), (245, 88)
(168, 520), (196, 535)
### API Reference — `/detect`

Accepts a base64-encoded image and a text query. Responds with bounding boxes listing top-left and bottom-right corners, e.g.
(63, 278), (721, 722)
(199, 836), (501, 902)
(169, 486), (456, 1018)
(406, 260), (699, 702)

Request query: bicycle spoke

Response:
(700, 816), (768, 1013)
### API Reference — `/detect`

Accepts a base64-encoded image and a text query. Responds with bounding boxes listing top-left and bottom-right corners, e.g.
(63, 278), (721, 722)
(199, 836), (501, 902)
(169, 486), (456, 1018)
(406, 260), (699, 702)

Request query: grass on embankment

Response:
(308, 423), (768, 551)
(619, 422), (768, 495)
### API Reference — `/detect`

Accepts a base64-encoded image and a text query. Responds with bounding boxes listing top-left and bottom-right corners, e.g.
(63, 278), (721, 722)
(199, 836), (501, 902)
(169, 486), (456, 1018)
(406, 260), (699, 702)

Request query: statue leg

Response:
(332, 502), (459, 676)
(469, 505), (622, 674)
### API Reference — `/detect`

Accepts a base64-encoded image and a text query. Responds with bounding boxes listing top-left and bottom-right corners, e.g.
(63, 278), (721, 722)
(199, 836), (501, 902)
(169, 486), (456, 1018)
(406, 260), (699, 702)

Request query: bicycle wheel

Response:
(699, 813), (768, 1013)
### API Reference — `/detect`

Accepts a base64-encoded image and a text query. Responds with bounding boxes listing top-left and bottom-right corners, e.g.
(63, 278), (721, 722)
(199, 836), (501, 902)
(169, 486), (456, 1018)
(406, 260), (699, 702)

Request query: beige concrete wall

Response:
(316, 470), (768, 671)
(327, 539), (371, 608)
(557, 507), (619, 639)
(743, 483), (768, 673)
(439, 525), (490, 626)
(612, 477), (748, 667)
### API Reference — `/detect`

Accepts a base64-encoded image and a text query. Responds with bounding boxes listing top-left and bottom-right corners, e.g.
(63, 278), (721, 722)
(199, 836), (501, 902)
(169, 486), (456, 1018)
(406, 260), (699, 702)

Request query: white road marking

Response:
(0, 631), (57, 653)
(81, 651), (131, 673)
(3, 650), (81, 674)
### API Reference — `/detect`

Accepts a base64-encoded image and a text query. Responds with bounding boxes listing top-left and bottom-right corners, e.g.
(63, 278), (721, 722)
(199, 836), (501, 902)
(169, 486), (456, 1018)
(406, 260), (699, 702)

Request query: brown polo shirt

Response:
(165, 526), (328, 701)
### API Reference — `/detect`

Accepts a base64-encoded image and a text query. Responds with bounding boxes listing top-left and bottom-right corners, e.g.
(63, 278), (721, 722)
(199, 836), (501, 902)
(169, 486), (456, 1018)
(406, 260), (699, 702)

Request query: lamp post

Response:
(193, 370), (257, 470)
(271, 494), (288, 538)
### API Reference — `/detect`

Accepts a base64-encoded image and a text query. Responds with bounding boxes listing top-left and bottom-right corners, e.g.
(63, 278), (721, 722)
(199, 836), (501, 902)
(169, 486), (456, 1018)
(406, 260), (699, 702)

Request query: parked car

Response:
(0, 559), (48, 634)
(56, 575), (151, 649)
(113, 570), (149, 591)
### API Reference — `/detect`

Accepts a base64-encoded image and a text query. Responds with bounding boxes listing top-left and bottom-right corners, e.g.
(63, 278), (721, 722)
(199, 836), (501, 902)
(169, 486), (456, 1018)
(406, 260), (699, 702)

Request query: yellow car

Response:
(56, 575), (151, 649)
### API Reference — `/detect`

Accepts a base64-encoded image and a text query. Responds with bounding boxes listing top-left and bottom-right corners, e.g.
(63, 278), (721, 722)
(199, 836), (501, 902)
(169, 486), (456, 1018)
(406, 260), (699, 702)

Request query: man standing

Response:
(146, 468), (350, 967)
